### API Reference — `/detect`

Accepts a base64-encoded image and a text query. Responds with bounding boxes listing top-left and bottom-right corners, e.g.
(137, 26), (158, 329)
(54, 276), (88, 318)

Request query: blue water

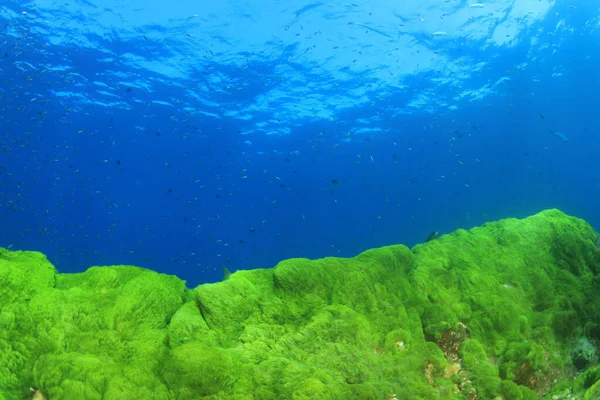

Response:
(1, 0), (598, 286)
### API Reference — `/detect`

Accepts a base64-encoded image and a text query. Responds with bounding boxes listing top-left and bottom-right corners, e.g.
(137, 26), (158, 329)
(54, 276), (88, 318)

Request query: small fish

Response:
(426, 231), (439, 242)
(549, 129), (568, 142)
(221, 265), (232, 280)
(30, 388), (47, 400)
(432, 31), (448, 36)
(469, 3), (485, 7)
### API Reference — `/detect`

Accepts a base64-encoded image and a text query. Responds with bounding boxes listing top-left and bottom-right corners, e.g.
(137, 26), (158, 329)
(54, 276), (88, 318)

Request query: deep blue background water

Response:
(1, 1), (598, 286)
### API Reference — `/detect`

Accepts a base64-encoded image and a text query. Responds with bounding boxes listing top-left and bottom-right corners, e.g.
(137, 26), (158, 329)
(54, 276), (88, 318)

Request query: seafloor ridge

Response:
(2, 209), (600, 399)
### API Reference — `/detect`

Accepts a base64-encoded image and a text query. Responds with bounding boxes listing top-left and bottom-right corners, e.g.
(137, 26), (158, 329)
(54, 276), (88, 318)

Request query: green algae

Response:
(1, 209), (600, 399)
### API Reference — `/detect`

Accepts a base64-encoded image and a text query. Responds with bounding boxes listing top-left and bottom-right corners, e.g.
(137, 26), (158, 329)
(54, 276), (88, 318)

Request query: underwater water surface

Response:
(1, 0), (599, 286)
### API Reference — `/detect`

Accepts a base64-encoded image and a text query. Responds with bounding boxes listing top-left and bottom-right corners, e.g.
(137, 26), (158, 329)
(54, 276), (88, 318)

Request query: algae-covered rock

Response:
(1, 208), (600, 399)
(162, 342), (237, 397)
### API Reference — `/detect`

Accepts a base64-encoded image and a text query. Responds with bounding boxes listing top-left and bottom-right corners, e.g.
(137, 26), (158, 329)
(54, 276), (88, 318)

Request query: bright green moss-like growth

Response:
(422, 304), (458, 340)
(1, 209), (600, 399)
(162, 343), (237, 397)
(460, 339), (501, 398)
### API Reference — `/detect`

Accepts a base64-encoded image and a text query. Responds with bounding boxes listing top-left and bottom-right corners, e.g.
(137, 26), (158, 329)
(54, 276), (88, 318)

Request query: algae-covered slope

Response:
(2, 209), (600, 399)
